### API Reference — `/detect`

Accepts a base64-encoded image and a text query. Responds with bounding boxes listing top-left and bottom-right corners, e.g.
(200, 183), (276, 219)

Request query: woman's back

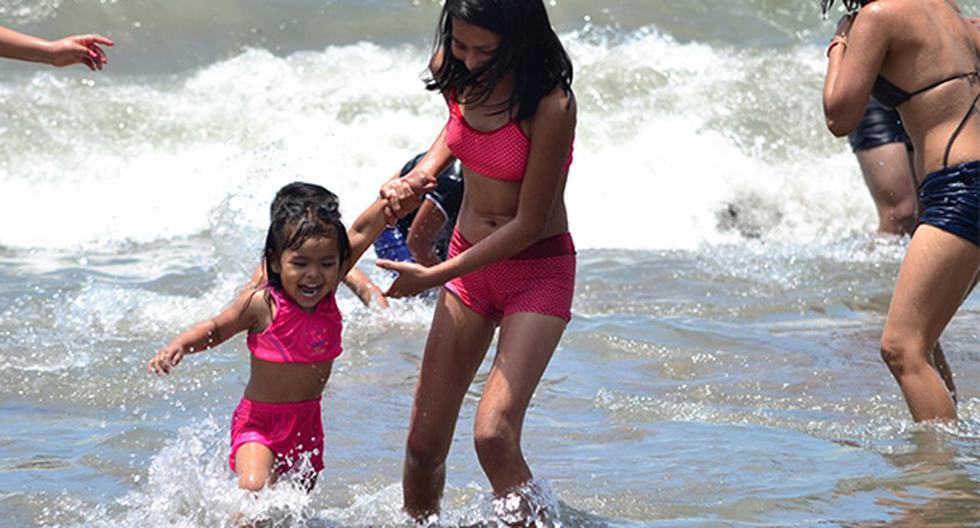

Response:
(869, 0), (980, 176)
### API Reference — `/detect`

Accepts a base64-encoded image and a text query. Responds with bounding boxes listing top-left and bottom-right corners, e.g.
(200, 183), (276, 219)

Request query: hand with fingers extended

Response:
(47, 34), (113, 70)
(376, 259), (439, 298)
(148, 342), (186, 375)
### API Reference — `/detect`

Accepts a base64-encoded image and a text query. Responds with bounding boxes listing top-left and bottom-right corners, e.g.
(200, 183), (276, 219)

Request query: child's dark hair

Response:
(263, 182), (350, 292)
(426, 0), (573, 122)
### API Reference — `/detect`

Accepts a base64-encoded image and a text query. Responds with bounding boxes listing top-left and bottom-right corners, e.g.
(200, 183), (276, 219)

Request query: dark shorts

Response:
(848, 100), (912, 152)
(917, 160), (979, 247)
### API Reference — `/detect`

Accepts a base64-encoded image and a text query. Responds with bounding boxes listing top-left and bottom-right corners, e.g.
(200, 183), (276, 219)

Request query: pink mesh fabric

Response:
(444, 95), (573, 182)
(444, 230), (576, 323)
(229, 397), (324, 475)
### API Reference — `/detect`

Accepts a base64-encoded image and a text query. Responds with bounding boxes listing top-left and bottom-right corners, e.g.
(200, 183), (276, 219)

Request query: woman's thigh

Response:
(885, 225), (980, 348)
(408, 288), (496, 445)
(476, 312), (567, 427)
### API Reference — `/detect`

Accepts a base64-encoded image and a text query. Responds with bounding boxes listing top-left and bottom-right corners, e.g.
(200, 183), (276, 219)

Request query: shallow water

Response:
(1, 0), (978, 526)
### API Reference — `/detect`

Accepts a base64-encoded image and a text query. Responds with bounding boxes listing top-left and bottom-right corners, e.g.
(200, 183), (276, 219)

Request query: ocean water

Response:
(1, 0), (978, 526)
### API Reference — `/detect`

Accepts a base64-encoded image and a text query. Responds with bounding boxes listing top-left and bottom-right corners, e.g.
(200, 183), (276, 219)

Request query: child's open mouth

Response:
(299, 284), (320, 298)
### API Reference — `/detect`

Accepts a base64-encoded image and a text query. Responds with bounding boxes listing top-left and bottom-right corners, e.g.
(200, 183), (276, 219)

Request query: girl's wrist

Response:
(410, 168), (433, 193)
(826, 35), (847, 57)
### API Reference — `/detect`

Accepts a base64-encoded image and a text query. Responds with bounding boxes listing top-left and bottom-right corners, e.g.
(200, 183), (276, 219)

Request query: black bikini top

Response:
(872, 71), (980, 109)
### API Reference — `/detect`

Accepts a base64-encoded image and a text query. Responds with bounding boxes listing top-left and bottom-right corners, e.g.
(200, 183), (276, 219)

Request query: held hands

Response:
(47, 34), (113, 70)
(148, 343), (185, 375)
(376, 259), (438, 298)
(378, 167), (437, 225)
(379, 178), (421, 225)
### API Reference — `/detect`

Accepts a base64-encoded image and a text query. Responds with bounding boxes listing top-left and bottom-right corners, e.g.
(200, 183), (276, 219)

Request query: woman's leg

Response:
(235, 443), (276, 492)
(855, 143), (918, 235)
(473, 312), (566, 494)
(880, 225), (980, 421)
(403, 289), (496, 519)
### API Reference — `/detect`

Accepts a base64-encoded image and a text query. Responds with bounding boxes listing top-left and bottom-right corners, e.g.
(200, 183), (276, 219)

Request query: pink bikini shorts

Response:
(444, 229), (577, 324)
(229, 397), (324, 475)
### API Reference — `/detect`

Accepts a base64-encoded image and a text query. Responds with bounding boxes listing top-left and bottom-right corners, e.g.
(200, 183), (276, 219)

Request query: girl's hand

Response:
(380, 178), (420, 225)
(376, 259), (438, 298)
(47, 34), (113, 70)
(369, 287), (391, 308)
(148, 343), (184, 375)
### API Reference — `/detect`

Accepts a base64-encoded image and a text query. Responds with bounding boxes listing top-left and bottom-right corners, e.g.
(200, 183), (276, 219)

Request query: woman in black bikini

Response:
(823, 0), (979, 422)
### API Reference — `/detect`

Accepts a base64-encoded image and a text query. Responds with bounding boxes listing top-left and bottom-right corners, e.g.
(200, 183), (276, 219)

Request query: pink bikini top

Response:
(247, 286), (343, 364)
(445, 94), (574, 182)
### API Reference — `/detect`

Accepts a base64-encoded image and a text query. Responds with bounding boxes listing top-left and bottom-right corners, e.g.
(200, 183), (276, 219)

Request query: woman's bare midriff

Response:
(455, 166), (569, 244)
(244, 355), (333, 403)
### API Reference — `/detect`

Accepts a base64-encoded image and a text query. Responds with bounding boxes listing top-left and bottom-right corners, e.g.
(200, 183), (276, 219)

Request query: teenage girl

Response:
(822, 0), (979, 421)
(376, 0), (576, 521)
(148, 183), (387, 490)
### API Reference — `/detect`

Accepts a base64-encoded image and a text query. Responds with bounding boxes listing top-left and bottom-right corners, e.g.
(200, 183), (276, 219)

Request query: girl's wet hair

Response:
(426, 0), (573, 122)
(821, 0), (869, 16)
(262, 182), (350, 292)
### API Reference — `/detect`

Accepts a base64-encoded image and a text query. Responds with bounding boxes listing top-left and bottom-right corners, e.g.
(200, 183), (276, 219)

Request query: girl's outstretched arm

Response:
(380, 50), (456, 223)
(148, 286), (267, 375)
(0, 26), (112, 70)
(380, 127), (454, 223)
(341, 199), (390, 277)
(343, 267), (389, 308)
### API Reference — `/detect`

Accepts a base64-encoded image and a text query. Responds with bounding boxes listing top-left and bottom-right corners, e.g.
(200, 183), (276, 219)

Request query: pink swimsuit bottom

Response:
(229, 397), (324, 475)
(444, 229), (576, 324)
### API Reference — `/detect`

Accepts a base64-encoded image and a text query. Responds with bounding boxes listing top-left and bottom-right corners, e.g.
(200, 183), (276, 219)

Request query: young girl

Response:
(822, 0), (979, 421)
(148, 182), (387, 491)
(376, 0), (577, 522)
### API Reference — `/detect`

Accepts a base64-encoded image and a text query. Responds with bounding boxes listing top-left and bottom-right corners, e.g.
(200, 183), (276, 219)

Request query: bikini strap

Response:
(909, 71), (980, 98)
(943, 90), (980, 169)
(447, 88), (461, 116)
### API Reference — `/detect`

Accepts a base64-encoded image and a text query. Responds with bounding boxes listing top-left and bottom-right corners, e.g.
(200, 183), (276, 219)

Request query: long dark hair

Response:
(426, 0), (573, 122)
(262, 182), (350, 293)
(821, 0), (871, 17)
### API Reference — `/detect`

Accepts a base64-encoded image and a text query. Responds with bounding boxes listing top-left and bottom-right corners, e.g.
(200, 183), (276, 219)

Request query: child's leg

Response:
(880, 225), (979, 421)
(473, 312), (565, 495)
(235, 442), (276, 492)
(403, 289), (496, 520)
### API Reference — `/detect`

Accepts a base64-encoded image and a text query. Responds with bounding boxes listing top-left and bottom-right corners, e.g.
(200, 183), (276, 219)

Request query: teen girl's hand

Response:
(47, 34), (113, 70)
(379, 178), (420, 225)
(148, 343), (185, 375)
(379, 167), (436, 225)
(376, 259), (438, 298)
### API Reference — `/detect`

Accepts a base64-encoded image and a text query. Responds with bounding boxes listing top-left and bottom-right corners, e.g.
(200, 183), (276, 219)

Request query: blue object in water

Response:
(374, 226), (415, 263)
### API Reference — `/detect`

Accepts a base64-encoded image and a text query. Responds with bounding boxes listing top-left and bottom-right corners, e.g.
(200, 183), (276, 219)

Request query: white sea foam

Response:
(0, 30), (872, 252)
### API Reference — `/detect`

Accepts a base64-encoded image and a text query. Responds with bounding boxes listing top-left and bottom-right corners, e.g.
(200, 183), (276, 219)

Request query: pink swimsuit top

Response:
(445, 94), (574, 182)
(247, 286), (343, 364)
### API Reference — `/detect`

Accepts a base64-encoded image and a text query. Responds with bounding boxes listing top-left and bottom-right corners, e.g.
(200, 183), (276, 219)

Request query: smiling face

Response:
(272, 233), (341, 312)
(450, 17), (503, 75)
